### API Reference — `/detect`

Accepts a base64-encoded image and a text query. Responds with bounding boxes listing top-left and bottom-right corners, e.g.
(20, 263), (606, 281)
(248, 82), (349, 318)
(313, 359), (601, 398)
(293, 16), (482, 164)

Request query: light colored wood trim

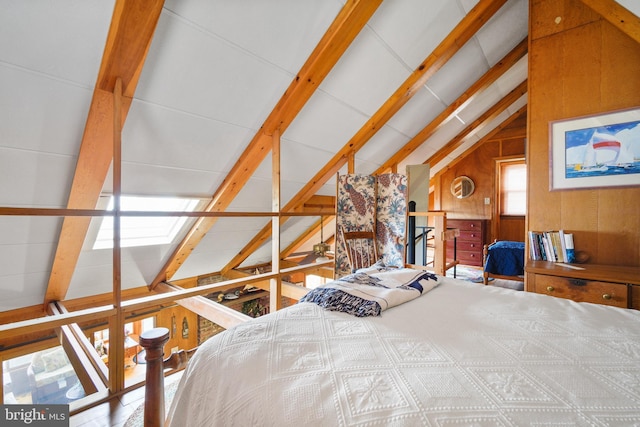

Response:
(579, 0), (640, 44)
(0, 306), (117, 339)
(223, 0), (507, 272)
(154, 283), (251, 329)
(425, 79), (528, 168)
(49, 303), (105, 395)
(302, 195), (336, 213)
(376, 37), (527, 174)
(44, 0), (165, 305)
(110, 77), (126, 394)
(271, 130), (282, 312)
(154, 0), (382, 285)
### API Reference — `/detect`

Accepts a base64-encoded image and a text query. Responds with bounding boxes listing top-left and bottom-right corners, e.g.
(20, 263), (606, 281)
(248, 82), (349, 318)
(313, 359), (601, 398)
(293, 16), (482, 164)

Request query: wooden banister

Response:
(139, 327), (170, 427)
(138, 327), (199, 427)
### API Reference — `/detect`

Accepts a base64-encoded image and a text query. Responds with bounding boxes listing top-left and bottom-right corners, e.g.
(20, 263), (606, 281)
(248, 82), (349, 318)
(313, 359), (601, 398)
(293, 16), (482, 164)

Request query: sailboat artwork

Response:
(564, 120), (640, 179)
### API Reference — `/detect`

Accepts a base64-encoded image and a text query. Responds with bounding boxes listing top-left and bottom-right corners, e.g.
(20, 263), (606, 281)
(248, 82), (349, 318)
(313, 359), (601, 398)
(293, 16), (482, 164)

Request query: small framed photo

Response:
(549, 107), (640, 190)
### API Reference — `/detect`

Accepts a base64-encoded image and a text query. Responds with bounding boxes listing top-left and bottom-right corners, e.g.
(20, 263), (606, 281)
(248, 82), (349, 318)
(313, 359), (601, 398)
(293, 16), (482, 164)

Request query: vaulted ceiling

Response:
(1, 0), (637, 313)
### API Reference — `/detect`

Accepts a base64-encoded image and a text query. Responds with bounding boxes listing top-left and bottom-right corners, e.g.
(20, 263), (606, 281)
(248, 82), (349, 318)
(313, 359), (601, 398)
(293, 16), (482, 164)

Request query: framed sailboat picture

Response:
(549, 106), (640, 190)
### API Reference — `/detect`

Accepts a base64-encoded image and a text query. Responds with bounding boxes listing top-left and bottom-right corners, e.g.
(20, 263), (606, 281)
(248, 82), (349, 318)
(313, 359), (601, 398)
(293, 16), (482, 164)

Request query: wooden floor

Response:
(69, 367), (182, 427)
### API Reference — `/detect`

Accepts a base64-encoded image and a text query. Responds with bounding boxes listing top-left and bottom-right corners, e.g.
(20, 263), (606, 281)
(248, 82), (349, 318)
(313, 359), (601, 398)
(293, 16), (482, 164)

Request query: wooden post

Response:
(139, 327), (170, 427)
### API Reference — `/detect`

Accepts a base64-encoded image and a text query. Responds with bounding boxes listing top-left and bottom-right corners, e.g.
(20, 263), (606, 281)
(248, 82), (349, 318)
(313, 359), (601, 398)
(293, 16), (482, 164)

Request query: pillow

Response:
(41, 348), (69, 372)
(30, 353), (45, 374)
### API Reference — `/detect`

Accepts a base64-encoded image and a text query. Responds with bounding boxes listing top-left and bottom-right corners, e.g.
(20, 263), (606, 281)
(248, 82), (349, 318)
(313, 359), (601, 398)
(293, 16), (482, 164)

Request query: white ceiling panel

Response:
(110, 163), (225, 198)
(255, 140), (339, 187)
(355, 125), (411, 169)
(494, 55), (528, 93)
(317, 27), (411, 117)
(0, 217), (61, 245)
(386, 87), (446, 137)
(426, 40), (490, 105)
(0, 243), (54, 277)
(367, 0), (466, 69)
(0, 272), (50, 312)
(0, 148), (75, 207)
(174, 216), (270, 280)
(66, 263), (115, 300)
(163, 0), (343, 74)
(135, 10), (293, 131)
(474, 0), (528, 65)
(123, 100), (253, 173)
(0, 0), (114, 86)
(284, 90), (369, 154)
(423, 117), (468, 151)
(399, 145), (439, 174)
(0, 66), (91, 155)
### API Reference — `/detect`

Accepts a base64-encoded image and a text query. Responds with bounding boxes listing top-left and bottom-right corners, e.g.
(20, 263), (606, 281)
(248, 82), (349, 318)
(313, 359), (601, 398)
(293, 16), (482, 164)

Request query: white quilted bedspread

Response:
(166, 275), (640, 426)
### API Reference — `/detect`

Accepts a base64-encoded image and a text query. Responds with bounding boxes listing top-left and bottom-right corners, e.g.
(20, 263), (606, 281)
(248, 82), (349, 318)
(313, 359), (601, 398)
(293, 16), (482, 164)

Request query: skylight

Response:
(93, 195), (200, 250)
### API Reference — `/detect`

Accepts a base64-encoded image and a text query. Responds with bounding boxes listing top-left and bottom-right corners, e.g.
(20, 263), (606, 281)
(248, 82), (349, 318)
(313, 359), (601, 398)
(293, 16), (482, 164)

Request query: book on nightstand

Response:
(528, 230), (575, 263)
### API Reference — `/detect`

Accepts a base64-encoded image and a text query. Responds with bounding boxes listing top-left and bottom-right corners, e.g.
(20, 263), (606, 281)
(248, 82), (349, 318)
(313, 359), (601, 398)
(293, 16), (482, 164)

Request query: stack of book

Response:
(528, 230), (575, 263)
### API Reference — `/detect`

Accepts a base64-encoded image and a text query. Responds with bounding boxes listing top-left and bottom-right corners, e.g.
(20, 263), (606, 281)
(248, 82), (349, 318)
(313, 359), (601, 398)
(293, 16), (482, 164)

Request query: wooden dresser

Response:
(446, 219), (486, 267)
(525, 261), (640, 309)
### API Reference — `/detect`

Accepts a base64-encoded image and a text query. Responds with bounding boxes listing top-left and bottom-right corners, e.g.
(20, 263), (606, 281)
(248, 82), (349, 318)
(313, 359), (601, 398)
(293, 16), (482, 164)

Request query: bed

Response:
(482, 240), (525, 285)
(160, 266), (640, 426)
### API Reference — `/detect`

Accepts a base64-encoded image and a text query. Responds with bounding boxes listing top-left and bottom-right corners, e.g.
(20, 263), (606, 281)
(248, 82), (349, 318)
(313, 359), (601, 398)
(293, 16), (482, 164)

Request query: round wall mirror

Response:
(450, 176), (475, 199)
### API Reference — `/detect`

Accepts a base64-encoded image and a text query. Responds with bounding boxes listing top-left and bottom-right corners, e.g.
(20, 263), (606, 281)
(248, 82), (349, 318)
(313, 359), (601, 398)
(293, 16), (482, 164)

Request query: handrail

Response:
(139, 327), (197, 427)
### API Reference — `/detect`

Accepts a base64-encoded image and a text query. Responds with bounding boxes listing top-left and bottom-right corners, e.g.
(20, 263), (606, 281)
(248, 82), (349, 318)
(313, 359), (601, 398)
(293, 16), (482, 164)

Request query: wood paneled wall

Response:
(527, 0), (640, 266)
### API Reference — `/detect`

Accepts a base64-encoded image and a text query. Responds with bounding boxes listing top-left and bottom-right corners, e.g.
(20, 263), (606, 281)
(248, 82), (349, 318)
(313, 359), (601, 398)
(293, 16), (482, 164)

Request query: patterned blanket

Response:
(299, 266), (440, 316)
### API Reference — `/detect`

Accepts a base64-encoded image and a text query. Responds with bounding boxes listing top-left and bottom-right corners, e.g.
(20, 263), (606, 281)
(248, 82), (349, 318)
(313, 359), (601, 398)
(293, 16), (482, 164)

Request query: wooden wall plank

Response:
(528, 0), (640, 267)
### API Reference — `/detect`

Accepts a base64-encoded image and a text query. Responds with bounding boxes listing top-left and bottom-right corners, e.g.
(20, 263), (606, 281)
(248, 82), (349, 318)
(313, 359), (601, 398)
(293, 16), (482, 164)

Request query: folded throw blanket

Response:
(299, 267), (440, 317)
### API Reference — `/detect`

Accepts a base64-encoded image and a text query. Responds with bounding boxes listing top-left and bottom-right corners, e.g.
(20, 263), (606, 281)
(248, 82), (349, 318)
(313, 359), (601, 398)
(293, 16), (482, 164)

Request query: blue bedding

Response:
(484, 240), (525, 276)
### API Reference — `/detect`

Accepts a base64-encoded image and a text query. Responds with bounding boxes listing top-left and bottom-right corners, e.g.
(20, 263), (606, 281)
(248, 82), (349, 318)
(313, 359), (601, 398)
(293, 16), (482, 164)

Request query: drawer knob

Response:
(546, 286), (554, 292)
(602, 294), (612, 300)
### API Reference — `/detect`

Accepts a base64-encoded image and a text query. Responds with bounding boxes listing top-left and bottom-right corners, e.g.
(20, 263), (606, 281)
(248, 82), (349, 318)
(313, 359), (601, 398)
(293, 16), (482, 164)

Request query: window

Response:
(500, 161), (527, 216)
(93, 195), (200, 249)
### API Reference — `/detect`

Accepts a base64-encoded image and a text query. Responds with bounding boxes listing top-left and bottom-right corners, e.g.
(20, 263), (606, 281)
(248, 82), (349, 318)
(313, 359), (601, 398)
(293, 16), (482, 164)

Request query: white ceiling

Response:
(0, 0), (536, 309)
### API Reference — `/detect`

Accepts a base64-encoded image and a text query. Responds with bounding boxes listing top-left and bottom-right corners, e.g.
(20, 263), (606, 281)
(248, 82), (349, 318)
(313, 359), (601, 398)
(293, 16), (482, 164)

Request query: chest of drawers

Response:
(525, 261), (640, 309)
(446, 219), (486, 267)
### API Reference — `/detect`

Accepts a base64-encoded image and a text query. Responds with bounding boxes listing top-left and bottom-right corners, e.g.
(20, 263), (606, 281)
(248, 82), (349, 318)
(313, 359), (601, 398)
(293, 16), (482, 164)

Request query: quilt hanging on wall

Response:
(335, 174), (407, 278)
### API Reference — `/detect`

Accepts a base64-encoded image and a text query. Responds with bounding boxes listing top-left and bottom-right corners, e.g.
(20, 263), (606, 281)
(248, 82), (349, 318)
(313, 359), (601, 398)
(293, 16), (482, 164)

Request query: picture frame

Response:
(549, 106), (640, 190)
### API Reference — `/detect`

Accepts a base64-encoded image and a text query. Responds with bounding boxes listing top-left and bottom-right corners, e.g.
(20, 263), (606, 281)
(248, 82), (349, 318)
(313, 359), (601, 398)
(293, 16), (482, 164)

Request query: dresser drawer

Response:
(456, 251), (483, 266)
(448, 219), (482, 231)
(456, 230), (483, 242)
(533, 275), (628, 308)
(449, 240), (482, 252)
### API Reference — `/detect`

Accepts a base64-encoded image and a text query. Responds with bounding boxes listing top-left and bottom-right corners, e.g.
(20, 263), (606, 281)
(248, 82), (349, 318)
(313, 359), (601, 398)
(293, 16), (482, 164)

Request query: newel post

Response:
(139, 327), (170, 427)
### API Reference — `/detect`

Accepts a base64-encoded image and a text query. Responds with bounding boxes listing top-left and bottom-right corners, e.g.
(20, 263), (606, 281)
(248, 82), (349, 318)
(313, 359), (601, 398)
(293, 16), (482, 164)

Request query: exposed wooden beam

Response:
(375, 37), (528, 174)
(432, 105), (528, 179)
(222, 0), (507, 271)
(44, 0), (165, 305)
(49, 303), (105, 395)
(301, 195), (336, 213)
(271, 129), (282, 312)
(579, 0), (640, 44)
(152, 0), (383, 286)
(154, 282), (250, 330)
(425, 79), (528, 168)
